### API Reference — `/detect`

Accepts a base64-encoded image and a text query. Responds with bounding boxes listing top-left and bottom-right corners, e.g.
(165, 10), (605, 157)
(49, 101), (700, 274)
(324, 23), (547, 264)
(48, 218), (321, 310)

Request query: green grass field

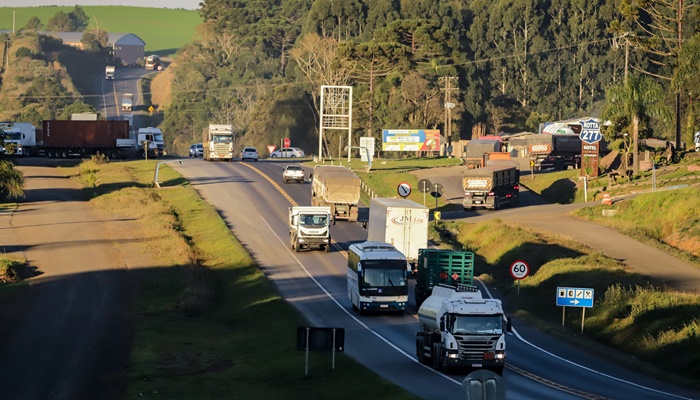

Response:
(0, 6), (201, 56)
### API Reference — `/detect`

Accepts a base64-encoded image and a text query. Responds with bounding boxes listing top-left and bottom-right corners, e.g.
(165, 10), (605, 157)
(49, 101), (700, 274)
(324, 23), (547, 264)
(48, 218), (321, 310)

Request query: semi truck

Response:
(289, 206), (333, 252)
(137, 127), (165, 156)
(416, 284), (511, 374)
(415, 249), (475, 307)
(367, 197), (428, 270)
(462, 165), (519, 211)
(311, 165), (361, 222)
(202, 124), (234, 161)
(41, 120), (136, 159)
(0, 122), (36, 156)
(508, 133), (581, 170)
(105, 66), (115, 80)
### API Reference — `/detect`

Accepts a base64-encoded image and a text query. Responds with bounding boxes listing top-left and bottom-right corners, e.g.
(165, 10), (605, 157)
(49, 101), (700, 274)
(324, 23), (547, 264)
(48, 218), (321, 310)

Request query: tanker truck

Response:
(311, 165), (361, 222)
(416, 284), (511, 374)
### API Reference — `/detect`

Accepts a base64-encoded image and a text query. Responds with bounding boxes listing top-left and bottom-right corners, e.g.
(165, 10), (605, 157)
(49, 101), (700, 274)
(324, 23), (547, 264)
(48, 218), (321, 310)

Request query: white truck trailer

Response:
(289, 206), (332, 252)
(311, 165), (361, 221)
(416, 284), (511, 374)
(367, 197), (428, 270)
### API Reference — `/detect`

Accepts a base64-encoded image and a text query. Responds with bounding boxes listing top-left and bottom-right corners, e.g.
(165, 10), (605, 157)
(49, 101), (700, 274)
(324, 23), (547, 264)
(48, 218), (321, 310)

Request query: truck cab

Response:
(105, 66), (115, 80)
(137, 127), (165, 156)
(289, 206), (332, 252)
(122, 93), (133, 111)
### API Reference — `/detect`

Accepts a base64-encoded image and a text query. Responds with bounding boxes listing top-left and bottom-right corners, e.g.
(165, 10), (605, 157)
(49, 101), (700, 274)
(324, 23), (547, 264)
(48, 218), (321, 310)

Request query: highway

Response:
(172, 158), (700, 400)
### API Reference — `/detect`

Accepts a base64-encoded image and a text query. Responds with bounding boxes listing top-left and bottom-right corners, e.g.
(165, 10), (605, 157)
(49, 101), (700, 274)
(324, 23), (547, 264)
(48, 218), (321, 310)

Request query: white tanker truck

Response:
(415, 284), (511, 374)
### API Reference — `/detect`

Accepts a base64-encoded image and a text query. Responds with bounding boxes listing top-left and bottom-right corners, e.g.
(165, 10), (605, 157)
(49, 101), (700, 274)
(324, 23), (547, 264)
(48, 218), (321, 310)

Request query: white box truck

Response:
(367, 197), (429, 270)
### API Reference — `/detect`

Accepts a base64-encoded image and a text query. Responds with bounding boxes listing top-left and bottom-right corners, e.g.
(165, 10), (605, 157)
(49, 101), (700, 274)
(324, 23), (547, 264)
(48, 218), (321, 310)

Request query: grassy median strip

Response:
(74, 158), (419, 400)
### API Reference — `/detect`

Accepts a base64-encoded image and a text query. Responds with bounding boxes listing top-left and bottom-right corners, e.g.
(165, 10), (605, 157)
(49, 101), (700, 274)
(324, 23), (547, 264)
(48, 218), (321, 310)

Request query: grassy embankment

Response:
(0, 6), (201, 57)
(343, 157), (700, 387)
(73, 157), (418, 400)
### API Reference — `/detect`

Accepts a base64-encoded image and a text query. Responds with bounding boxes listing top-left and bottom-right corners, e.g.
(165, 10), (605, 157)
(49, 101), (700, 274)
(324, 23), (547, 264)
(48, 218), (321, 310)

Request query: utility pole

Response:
(442, 76), (458, 156)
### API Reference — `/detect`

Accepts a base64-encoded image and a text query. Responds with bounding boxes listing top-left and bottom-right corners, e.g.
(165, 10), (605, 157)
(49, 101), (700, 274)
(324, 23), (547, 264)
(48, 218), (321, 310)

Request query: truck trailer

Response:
(289, 206), (332, 252)
(462, 165), (519, 211)
(202, 124), (234, 161)
(311, 165), (361, 222)
(415, 249), (475, 307)
(416, 284), (511, 374)
(41, 120), (136, 159)
(367, 197), (428, 269)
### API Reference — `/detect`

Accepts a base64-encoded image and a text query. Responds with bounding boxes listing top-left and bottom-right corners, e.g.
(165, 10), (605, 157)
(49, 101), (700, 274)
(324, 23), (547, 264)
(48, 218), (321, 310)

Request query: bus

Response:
(347, 241), (411, 314)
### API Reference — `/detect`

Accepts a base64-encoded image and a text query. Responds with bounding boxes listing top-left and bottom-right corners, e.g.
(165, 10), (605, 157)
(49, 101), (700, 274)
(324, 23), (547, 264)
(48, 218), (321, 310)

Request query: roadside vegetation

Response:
(70, 157), (418, 400)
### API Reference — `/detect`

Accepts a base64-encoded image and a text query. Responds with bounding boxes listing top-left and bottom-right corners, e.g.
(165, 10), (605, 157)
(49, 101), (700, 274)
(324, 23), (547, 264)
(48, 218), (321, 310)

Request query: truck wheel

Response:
(324, 243), (330, 253)
(432, 343), (444, 371)
(493, 366), (504, 376)
(294, 240), (301, 252)
(416, 338), (426, 364)
(493, 197), (500, 211)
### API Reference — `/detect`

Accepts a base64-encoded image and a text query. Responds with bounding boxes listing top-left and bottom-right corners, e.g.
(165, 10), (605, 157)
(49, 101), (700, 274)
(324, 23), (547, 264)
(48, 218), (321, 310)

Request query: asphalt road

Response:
(173, 158), (700, 400)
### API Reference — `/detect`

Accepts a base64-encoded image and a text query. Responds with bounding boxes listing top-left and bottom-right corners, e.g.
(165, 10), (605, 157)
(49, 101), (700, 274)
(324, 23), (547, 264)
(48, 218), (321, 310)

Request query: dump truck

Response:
(122, 93), (133, 111)
(202, 124), (234, 161)
(367, 197), (428, 270)
(105, 66), (115, 80)
(416, 284), (511, 374)
(311, 165), (361, 222)
(289, 206), (332, 252)
(415, 249), (475, 307)
(508, 133), (581, 170)
(462, 165), (519, 211)
(464, 139), (502, 167)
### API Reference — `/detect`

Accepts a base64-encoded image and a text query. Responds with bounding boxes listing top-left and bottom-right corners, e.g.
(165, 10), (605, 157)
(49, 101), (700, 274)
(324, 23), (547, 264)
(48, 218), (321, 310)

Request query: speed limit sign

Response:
(510, 260), (530, 280)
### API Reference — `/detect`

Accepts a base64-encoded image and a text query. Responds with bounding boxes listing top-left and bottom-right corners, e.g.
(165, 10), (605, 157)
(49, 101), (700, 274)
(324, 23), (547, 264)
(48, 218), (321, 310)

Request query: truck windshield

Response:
(450, 315), (503, 335)
(153, 133), (163, 142)
(212, 135), (232, 143)
(299, 214), (328, 227)
(2, 133), (21, 141)
(360, 260), (407, 288)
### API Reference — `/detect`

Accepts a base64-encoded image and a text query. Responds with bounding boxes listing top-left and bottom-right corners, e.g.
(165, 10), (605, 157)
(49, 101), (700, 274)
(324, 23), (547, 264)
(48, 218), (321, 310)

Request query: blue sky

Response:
(1, 1), (201, 10)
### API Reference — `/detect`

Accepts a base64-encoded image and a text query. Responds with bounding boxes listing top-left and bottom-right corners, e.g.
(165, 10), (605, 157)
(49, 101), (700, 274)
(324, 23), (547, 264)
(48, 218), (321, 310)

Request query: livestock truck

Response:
(416, 284), (511, 374)
(202, 124), (234, 161)
(311, 165), (361, 222)
(508, 133), (581, 170)
(415, 249), (475, 307)
(462, 165), (519, 211)
(367, 197), (428, 270)
(41, 120), (136, 159)
(289, 206), (333, 252)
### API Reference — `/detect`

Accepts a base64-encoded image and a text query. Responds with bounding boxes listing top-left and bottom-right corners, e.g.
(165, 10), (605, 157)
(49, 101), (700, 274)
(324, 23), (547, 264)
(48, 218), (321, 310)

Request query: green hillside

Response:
(0, 6), (201, 56)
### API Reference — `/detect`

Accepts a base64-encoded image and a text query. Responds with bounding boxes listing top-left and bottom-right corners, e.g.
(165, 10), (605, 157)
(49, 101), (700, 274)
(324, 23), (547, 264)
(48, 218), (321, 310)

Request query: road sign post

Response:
(430, 183), (443, 225)
(510, 260), (529, 295)
(556, 287), (594, 333)
(417, 178), (431, 205)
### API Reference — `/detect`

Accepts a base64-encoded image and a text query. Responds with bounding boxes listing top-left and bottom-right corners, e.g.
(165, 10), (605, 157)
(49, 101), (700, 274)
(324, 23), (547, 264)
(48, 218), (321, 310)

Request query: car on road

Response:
(189, 143), (203, 157)
(282, 165), (305, 183)
(270, 147), (304, 158)
(241, 147), (259, 161)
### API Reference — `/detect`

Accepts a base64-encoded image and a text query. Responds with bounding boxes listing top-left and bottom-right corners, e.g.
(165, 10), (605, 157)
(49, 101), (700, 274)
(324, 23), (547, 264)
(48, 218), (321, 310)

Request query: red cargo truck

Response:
(41, 120), (137, 159)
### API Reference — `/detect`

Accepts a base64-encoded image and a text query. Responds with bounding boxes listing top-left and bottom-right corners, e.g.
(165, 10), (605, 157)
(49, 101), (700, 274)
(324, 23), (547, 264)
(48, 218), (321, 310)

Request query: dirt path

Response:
(0, 159), (150, 400)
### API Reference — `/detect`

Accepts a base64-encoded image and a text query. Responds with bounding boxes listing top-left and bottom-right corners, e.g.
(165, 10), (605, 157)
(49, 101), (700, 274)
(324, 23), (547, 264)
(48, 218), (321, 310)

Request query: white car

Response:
(282, 165), (305, 183)
(270, 147), (304, 158)
(241, 147), (259, 161)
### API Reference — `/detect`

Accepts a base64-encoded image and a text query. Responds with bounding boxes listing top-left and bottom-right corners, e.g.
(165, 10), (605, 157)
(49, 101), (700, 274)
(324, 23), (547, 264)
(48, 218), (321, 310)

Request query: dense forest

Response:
(159, 0), (700, 157)
(1, 2), (699, 158)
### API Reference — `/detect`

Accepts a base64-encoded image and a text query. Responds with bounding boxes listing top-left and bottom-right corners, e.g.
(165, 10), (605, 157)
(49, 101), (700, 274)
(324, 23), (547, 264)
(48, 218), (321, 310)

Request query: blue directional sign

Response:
(556, 287), (594, 308)
(579, 119), (602, 144)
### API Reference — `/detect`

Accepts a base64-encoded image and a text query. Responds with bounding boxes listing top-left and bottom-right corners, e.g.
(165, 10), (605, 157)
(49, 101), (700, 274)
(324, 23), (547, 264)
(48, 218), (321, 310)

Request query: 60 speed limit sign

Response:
(510, 260), (530, 280)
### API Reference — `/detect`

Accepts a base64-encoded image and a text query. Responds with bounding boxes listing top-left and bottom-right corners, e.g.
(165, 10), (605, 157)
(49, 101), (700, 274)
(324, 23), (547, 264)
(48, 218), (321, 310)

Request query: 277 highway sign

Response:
(556, 287), (594, 308)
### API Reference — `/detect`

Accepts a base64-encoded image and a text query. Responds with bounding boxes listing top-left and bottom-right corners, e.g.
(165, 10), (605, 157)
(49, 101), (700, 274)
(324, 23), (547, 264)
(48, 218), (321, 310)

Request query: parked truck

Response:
(202, 124), (234, 161)
(122, 93), (133, 111)
(367, 197), (428, 270)
(415, 249), (475, 307)
(311, 165), (361, 222)
(462, 165), (519, 211)
(105, 66), (115, 80)
(137, 127), (165, 156)
(289, 206), (333, 252)
(416, 284), (511, 374)
(0, 122), (36, 156)
(41, 120), (136, 159)
(508, 133), (581, 170)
